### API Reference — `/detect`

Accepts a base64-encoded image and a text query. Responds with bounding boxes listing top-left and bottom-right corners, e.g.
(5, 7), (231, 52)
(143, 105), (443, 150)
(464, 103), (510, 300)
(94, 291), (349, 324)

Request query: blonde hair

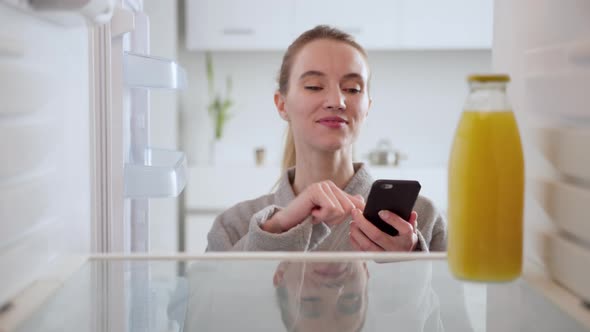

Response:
(278, 25), (369, 171)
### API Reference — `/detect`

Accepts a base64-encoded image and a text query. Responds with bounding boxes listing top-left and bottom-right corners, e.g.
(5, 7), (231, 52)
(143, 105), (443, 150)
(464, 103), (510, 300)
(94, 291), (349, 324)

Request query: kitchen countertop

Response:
(2, 253), (589, 332)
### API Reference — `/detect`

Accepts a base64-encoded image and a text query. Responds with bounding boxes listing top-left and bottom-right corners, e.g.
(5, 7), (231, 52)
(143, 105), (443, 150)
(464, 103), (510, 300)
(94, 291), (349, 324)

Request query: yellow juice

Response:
(448, 110), (524, 281)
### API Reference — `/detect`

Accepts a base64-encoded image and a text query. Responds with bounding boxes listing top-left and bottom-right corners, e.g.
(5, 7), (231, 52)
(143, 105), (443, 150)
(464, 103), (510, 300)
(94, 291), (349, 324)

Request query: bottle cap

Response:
(467, 74), (510, 82)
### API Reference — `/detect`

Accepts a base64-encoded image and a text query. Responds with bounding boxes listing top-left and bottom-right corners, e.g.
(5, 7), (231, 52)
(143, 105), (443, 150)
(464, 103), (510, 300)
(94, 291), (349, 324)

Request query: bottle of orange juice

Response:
(448, 74), (524, 282)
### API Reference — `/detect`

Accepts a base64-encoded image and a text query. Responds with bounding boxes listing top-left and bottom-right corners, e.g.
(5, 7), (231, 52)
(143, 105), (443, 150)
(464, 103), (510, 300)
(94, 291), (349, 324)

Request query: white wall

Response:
(178, 49), (491, 168)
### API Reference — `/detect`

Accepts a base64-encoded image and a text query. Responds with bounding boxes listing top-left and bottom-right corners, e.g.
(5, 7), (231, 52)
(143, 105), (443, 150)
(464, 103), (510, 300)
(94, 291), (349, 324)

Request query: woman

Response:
(206, 25), (447, 252)
(274, 261), (369, 331)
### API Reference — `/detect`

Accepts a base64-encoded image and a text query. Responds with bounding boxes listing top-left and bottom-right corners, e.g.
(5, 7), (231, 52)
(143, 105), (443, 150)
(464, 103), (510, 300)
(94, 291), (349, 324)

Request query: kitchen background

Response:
(143, 0), (493, 253)
(2, 1), (589, 330)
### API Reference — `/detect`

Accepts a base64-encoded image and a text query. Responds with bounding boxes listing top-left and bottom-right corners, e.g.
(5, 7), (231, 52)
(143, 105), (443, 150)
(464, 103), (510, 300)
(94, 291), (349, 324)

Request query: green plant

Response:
(206, 52), (234, 140)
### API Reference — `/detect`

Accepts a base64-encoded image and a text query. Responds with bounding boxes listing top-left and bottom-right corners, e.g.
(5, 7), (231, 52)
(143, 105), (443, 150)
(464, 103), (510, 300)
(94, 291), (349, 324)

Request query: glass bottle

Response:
(448, 74), (524, 281)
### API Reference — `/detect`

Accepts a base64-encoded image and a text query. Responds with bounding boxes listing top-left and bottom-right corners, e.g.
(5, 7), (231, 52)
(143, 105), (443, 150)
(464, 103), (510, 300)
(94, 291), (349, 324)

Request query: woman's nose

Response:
(324, 87), (346, 111)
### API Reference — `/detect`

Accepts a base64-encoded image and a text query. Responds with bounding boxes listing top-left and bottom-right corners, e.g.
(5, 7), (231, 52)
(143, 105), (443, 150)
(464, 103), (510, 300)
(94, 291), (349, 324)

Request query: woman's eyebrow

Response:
(299, 71), (365, 83)
(299, 70), (325, 80)
(341, 73), (364, 82)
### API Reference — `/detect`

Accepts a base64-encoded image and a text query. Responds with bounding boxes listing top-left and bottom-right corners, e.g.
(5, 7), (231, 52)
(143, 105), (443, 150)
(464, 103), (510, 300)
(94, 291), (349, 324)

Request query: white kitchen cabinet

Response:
(399, 0), (493, 49)
(186, 0), (492, 50)
(185, 0), (295, 50)
(293, 0), (400, 50)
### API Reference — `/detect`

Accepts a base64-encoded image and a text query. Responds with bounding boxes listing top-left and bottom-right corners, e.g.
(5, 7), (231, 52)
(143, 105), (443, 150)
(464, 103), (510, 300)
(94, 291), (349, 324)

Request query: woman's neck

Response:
(292, 150), (355, 195)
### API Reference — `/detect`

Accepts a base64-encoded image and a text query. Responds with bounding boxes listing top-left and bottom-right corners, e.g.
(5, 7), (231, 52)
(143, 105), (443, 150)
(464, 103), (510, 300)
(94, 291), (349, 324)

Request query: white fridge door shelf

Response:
(532, 178), (590, 245)
(524, 40), (590, 121)
(545, 232), (590, 304)
(124, 52), (187, 90)
(124, 148), (187, 198)
(533, 127), (590, 181)
(525, 39), (590, 74)
(525, 72), (590, 121)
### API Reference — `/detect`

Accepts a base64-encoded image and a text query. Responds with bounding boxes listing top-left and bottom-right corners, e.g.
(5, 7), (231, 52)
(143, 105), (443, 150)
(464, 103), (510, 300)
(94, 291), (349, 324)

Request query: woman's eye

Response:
(337, 293), (362, 315)
(300, 297), (322, 318)
(344, 88), (361, 94)
(305, 86), (323, 91)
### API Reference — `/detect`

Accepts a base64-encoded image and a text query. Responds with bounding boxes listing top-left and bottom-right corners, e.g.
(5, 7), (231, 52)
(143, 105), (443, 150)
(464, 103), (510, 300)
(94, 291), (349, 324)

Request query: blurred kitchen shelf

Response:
(124, 148), (187, 198)
(124, 52), (187, 89)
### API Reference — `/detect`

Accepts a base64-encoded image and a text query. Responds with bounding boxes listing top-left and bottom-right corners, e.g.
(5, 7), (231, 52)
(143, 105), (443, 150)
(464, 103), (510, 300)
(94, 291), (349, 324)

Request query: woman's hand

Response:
(263, 180), (366, 233)
(349, 209), (418, 252)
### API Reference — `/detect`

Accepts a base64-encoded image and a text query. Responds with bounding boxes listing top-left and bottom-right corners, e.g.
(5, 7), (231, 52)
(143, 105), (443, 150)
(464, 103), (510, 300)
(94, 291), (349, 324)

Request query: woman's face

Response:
(275, 39), (371, 154)
(274, 261), (369, 332)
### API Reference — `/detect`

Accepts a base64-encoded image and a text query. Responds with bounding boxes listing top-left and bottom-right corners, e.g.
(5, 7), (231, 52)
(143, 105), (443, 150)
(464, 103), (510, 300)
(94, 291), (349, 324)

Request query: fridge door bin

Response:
(524, 40), (590, 121)
(533, 127), (590, 182)
(123, 52), (187, 90)
(525, 40), (590, 75)
(532, 178), (590, 245)
(525, 72), (590, 121)
(124, 148), (187, 198)
(544, 232), (590, 303)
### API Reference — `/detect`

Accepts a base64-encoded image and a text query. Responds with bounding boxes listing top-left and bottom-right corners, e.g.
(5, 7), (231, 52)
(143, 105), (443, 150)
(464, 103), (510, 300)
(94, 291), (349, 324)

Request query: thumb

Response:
(409, 211), (418, 232)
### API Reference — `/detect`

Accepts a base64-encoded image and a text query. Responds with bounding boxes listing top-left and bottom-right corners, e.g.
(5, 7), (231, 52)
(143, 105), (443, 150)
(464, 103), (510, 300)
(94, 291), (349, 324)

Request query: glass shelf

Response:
(124, 52), (187, 90)
(124, 148), (187, 198)
(6, 257), (590, 332)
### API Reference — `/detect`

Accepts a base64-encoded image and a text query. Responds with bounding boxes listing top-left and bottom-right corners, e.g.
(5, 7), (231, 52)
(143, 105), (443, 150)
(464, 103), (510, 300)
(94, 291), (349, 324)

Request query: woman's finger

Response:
(350, 221), (384, 252)
(320, 182), (344, 213)
(378, 210), (414, 235)
(349, 233), (361, 251)
(326, 181), (355, 214)
(309, 183), (338, 221)
(348, 194), (366, 211)
(319, 182), (347, 225)
(350, 208), (391, 249)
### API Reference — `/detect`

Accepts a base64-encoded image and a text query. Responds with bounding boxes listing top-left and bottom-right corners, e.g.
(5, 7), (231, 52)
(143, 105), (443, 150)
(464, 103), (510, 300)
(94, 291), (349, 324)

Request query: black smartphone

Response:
(362, 179), (421, 236)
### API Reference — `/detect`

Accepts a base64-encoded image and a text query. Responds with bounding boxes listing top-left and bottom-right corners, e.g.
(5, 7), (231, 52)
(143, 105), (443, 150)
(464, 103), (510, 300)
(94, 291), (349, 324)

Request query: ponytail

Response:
(281, 125), (296, 171)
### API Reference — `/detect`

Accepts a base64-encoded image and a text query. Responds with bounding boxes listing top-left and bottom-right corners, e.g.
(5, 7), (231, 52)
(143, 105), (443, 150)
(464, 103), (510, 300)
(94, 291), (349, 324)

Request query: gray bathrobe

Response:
(206, 163), (447, 252)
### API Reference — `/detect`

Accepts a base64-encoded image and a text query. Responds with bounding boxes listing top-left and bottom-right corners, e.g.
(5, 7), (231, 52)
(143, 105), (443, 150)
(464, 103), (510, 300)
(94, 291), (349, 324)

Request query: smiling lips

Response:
(317, 116), (348, 128)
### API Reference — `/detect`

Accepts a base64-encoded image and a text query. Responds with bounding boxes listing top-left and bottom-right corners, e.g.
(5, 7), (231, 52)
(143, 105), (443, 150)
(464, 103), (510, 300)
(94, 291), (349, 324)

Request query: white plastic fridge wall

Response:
(0, 3), (91, 305)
